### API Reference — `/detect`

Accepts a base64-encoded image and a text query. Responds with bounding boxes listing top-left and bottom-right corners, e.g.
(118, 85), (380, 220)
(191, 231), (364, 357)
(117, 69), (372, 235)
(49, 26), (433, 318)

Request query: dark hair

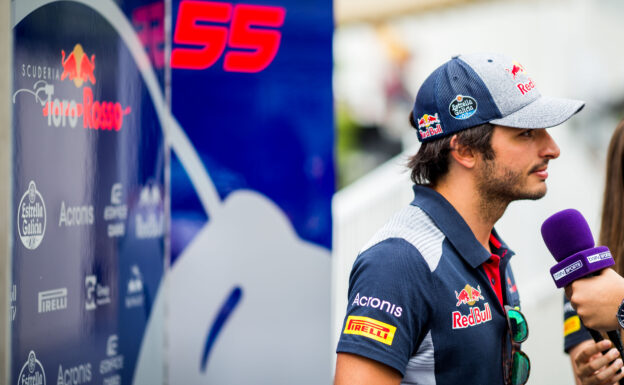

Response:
(599, 119), (624, 274)
(407, 113), (495, 185)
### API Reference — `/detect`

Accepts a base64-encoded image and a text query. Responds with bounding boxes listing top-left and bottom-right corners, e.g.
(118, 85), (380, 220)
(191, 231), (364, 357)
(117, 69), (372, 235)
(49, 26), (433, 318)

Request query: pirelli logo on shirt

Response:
(343, 316), (396, 345)
(564, 315), (581, 337)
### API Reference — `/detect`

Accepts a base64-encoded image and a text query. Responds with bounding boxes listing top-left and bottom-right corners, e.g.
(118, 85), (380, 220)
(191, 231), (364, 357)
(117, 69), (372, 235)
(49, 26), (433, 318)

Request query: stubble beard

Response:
(476, 158), (547, 222)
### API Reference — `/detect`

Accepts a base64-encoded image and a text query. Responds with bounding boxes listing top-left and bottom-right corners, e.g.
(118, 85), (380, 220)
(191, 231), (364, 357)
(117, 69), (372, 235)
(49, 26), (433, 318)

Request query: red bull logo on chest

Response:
(452, 303), (492, 329)
(452, 284), (491, 329)
(455, 284), (484, 306)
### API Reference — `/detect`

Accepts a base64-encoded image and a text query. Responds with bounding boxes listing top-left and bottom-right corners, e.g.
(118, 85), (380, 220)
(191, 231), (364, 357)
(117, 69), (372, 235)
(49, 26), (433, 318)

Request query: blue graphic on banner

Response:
(170, 0), (335, 260)
(11, 1), (165, 384)
(161, 0), (334, 382)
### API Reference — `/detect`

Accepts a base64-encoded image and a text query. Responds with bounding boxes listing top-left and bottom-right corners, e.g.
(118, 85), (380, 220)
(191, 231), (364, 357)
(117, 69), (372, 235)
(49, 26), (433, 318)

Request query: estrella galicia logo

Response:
(17, 180), (46, 250)
(449, 95), (477, 120)
(17, 350), (46, 385)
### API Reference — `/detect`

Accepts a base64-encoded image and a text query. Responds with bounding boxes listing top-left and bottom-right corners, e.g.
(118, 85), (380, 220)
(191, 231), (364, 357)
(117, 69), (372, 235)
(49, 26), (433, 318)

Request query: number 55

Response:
(171, 1), (286, 73)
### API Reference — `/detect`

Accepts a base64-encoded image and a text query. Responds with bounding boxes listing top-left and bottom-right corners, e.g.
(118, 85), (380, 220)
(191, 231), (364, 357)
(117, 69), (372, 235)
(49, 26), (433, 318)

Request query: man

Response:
(334, 53), (584, 385)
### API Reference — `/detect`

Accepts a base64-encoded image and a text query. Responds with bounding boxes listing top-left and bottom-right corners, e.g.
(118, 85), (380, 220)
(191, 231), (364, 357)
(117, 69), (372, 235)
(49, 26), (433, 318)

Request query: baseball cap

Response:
(412, 53), (585, 143)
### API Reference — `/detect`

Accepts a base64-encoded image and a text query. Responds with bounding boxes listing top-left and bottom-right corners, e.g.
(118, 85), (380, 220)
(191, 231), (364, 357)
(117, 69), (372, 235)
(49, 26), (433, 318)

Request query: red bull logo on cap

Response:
(505, 60), (526, 80)
(505, 60), (536, 96)
(417, 113), (443, 139)
(61, 44), (96, 88)
(455, 284), (484, 306)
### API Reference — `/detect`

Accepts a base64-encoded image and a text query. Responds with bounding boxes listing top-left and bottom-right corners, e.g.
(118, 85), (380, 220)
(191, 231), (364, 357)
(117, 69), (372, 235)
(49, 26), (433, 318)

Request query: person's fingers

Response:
(578, 348), (619, 378)
(576, 340), (612, 367)
(592, 358), (623, 385)
(606, 361), (624, 385)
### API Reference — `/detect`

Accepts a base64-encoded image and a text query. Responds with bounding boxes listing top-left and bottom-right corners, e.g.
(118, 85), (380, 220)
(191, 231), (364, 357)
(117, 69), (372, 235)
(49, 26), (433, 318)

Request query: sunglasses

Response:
(504, 305), (530, 385)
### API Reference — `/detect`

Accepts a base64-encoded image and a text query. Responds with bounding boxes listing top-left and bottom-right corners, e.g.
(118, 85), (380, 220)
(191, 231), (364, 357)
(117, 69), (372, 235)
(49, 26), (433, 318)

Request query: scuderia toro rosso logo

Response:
(13, 43), (132, 132)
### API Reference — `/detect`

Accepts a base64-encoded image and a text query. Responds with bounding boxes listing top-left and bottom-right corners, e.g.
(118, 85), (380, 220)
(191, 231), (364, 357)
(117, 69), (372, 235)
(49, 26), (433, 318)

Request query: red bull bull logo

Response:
(61, 44), (96, 88)
(417, 113), (443, 139)
(455, 284), (484, 306)
(505, 61), (525, 80)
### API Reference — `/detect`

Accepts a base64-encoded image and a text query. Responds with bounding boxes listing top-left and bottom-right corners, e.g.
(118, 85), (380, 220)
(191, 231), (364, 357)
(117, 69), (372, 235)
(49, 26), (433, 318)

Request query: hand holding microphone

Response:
(542, 209), (624, 384)
(541, 208), (624, 332)
(565, 268), (624, 331)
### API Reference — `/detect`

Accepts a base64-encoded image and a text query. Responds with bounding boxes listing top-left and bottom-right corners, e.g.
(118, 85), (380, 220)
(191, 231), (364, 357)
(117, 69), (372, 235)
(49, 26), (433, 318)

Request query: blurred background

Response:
(332, 0), (624, 383)
(5, 0), (624, 384)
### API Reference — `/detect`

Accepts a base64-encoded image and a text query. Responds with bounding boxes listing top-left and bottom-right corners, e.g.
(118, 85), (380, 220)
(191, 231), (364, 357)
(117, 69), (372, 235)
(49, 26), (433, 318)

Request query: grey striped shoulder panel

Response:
(402, 331), (435, 385)
(361, 205), (445, 272)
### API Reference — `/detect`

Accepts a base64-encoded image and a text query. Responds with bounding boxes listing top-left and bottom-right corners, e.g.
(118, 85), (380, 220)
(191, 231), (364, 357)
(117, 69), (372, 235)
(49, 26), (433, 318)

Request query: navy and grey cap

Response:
(412, 52), (585, 143)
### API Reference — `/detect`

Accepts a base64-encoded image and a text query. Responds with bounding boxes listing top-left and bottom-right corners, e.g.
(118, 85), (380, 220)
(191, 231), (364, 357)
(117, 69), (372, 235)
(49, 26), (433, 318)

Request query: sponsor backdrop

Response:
(12, 1), (166, 384)
(11, 0), (333, 383)
(161, 0), (334, 382)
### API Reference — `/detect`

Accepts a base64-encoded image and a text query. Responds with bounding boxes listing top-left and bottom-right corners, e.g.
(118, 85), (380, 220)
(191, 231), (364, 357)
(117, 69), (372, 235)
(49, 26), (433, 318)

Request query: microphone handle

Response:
(586, 327), (624, 383)
(607, 329), (624, 384)
(585, 271), (624, 381)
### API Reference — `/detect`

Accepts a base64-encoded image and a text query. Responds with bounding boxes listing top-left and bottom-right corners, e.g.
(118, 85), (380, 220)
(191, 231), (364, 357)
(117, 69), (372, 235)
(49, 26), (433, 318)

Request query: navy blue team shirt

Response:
(563, 295), (591, 353)
(337, 185), (521, 384)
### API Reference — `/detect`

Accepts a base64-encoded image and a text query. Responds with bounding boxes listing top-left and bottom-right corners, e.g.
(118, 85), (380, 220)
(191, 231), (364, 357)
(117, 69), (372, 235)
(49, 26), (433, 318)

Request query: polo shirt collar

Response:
(410, 184), (514, 268)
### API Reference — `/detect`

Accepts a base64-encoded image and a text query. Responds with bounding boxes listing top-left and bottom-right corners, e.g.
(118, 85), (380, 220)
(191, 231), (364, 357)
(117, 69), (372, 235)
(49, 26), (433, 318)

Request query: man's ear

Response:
(449, 135), (477, 169)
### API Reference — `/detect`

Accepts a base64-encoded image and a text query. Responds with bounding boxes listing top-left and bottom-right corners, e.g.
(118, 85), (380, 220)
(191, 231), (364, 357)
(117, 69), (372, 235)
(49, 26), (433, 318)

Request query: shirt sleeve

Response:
(336, 238), (433, 376)
(563, 294), (592, 353)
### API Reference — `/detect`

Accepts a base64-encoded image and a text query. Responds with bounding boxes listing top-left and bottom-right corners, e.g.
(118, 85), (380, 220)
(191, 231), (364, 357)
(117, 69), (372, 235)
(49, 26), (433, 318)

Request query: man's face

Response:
(476, 125), (560, 202)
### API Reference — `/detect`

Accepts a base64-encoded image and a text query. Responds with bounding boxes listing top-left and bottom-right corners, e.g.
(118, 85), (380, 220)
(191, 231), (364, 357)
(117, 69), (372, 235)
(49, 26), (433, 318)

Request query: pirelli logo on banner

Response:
(343, 316), (396, 345)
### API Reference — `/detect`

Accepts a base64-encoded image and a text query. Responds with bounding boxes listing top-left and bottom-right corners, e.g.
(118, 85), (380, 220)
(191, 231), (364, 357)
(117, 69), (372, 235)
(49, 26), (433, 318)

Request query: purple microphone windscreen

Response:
(541, 209), (595, 262)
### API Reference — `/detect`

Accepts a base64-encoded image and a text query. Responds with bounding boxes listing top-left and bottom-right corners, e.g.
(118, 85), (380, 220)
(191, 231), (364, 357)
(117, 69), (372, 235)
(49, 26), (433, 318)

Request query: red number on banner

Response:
(171, 1), (285, 72)
(132, 2), (165, 69)
(223, 5), (285, 72)
(170, 1), (232, 70)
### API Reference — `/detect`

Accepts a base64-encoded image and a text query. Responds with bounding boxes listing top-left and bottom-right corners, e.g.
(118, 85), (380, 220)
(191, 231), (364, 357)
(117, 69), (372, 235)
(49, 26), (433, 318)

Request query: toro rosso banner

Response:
(164, 0), (334, 383)
(11, 0), (333, 383)
(12, 1), (166, 385)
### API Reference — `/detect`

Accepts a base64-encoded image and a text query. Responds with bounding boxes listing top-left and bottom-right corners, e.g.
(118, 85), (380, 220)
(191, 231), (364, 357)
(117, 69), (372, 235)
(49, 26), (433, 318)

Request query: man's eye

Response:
(520, 130), (533, 137)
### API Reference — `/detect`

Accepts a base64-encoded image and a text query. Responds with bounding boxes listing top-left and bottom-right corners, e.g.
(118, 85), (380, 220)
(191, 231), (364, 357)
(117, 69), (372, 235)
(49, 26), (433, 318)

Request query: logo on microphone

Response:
(553, 260), (583, 281)
(587, 251), (612, 264)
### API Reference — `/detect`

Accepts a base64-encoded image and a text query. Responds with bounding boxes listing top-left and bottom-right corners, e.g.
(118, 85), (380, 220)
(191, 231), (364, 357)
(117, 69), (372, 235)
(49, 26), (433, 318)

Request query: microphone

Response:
(542, 208), (614, 288)
(541, 209), (624, 380)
